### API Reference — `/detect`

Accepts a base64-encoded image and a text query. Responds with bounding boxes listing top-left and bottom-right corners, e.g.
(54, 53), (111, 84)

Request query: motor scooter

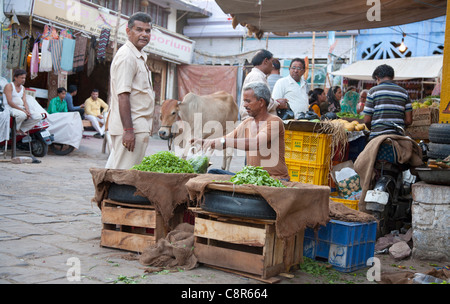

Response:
(364, 123), (419, 236)
(0, 117), (54, 157)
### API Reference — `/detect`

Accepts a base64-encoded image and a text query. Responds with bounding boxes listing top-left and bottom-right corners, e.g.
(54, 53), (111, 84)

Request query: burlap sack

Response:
(90, 168), (197, 229)
(185, 174), (330, 240)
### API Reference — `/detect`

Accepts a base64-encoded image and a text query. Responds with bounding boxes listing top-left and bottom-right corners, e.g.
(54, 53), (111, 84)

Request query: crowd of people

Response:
(46, 86), (108, 138)
(1, 12), (412, 181)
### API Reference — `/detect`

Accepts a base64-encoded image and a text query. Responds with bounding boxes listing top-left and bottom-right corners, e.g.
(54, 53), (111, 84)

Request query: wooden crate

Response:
(410, 107), (439, 127)
(100, 199), (182, 253)
(191, 208), (304, 282)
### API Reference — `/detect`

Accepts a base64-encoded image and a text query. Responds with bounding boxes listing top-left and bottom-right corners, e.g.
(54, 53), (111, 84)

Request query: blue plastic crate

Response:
(303, 220), (377, 272)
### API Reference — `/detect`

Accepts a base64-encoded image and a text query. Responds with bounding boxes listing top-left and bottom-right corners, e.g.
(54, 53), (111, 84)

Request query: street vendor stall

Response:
(331, 56), (443, 140)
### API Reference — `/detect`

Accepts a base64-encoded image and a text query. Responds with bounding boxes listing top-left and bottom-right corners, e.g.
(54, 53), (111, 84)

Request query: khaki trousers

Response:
(105, 132), (150, 169)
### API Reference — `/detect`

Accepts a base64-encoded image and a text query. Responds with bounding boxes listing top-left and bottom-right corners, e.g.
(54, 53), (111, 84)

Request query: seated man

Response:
(84, 89), (109, 138)
(363, 64), (412, 140)
(195, 82), (290, 181)
(65, 85), (85, 119)
(2, 69), (43, 134)
(47, 87), (68, 114)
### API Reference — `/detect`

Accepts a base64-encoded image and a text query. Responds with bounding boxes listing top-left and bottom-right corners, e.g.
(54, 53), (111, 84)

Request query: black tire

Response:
(427, 142), (450, 160)
(202, 190), (276, 220)
(50, 143), (75, 155)
(429, 123), (450, 144)
(107, 183), (151, 205)
(31, 133), (48, 157)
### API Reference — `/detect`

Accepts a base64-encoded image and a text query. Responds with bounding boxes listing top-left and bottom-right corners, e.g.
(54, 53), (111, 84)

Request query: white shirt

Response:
(272, 75), (309, 116)
(239, 67), (277, 120)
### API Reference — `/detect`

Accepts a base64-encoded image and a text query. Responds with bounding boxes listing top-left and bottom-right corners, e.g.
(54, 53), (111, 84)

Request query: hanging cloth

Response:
(72, 35), (87, 73)
(6, 35), (21, 69)
(60, 29), (73, 39)
(96, 28), (110, 63)
(18, 36), (30, 70)
(60, 37), (76, 72)
(30, 42), (39, 79)
(87, 36), (96, 77)
(50, 38), (63, 75)
(39, 39), (53, 72)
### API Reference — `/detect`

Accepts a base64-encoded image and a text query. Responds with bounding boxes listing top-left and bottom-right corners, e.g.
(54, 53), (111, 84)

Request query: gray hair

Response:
(243, 82), (271, 106)
(128, 12), (152, 29)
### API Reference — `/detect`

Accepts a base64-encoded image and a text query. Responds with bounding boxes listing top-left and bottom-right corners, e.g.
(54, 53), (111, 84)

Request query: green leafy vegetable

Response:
(229, 166), (286, 188)
(187, 155), (210, 174)
(132, 151), (195, 173)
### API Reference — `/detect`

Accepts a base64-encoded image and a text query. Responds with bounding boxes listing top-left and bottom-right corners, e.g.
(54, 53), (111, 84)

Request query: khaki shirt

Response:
(108, 40), (155, 135)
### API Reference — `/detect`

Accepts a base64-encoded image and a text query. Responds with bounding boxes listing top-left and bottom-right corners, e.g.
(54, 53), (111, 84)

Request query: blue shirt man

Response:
(64, 85), (85, 119)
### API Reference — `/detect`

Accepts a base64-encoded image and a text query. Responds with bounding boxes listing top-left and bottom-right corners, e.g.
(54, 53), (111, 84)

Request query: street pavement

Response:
(0, 134), (258, 284)
(0, 135), (440, 286)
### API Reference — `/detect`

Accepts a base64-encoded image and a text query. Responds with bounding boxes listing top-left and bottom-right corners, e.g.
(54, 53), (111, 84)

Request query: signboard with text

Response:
(33, 0), (194, 64)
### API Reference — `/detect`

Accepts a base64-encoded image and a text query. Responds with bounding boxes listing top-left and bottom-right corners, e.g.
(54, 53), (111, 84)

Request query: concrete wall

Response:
(411, 181), (450, 261)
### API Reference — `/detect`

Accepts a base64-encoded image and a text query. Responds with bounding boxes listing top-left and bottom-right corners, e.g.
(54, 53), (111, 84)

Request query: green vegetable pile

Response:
(187, 155), (210, 174)
(132, 151), (195, 173)
(229, 166), (286, 188)
(336, 112), (364, 119)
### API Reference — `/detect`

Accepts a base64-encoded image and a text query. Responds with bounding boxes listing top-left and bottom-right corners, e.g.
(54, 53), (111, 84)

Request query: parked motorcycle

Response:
(0, 117), (54, 157)
(364, 123), (419, 236)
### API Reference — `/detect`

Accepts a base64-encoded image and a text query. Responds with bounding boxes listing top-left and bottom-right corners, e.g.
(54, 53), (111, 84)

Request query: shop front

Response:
(1, 0), (195, 134)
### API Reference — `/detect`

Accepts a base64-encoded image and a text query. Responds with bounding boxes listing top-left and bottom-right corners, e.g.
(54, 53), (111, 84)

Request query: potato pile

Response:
(334, 119), (367, 132)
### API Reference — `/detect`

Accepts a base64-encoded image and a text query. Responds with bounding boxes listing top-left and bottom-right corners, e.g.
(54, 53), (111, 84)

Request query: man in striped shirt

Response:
(363, 64), (412, 140)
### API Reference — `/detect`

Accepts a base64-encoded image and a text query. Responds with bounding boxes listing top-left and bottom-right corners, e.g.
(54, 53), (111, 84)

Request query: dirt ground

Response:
(0, 135), (447, 286)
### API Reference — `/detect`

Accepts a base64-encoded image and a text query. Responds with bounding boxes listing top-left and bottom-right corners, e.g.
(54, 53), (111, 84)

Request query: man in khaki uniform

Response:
(106, 12), (155, 169)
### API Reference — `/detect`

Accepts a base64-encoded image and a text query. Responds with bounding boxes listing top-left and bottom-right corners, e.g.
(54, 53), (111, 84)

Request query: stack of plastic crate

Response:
(303, 219), (377, 272)
(284, 130), (332, 185)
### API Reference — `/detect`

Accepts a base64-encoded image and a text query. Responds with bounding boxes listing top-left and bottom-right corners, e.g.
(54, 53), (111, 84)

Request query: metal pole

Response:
(112, 0), (123, 57)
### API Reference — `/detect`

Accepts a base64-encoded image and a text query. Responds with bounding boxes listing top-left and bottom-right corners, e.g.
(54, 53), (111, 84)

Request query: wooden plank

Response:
(190, 207), (274, 225)
(103, 199), (154, 209)
(272, 234), (285, 267)
(194, 217), (266, 247)
(101, 229), (155, 253)
(102, 205), (156, 228)
(194, 242), (264, 276)
(293, 229), (305, 266)
(283, 235), (296, 270)
(204, 264), (281, 284)
(263, 224), (275, 269)
(82, 120), (93, 128)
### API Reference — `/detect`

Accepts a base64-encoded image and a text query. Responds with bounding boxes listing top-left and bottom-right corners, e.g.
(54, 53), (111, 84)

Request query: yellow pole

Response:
(439, 0), (450, 123)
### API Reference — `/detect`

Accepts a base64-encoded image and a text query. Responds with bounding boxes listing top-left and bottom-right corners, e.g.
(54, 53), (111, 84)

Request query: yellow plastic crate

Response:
(286, 160), (329, 185)
(330, 192), (359, 210)
(284, 130), (332, 166)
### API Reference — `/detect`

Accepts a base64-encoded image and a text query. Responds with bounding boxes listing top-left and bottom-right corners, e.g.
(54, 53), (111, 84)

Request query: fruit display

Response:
(412, 96), (440, 110)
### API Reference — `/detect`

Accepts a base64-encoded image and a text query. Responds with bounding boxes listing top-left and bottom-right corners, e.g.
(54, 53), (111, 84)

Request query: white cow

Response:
(158, 91), (238, 170)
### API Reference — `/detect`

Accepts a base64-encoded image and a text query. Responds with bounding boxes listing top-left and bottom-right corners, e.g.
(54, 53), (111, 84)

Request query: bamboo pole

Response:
(311, 31), (315, 89)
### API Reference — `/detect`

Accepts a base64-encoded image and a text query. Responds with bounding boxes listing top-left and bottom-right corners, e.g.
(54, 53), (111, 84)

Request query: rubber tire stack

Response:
(427, 123), (450, 159)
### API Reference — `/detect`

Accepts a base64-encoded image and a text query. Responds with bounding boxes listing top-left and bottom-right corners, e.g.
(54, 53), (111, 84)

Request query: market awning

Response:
(330, 56), (443, 80)
(216, 0), (446, 35)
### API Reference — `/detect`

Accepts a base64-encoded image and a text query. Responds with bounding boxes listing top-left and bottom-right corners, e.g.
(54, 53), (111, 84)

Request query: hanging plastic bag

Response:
(186, 145), (211, 174)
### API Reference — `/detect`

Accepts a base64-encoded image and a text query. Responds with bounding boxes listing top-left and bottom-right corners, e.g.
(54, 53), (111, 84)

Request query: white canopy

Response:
(331, 56), (443, 81)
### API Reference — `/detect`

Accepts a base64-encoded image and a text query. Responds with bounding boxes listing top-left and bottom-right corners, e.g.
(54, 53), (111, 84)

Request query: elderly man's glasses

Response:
(290, 67), (304, 71)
